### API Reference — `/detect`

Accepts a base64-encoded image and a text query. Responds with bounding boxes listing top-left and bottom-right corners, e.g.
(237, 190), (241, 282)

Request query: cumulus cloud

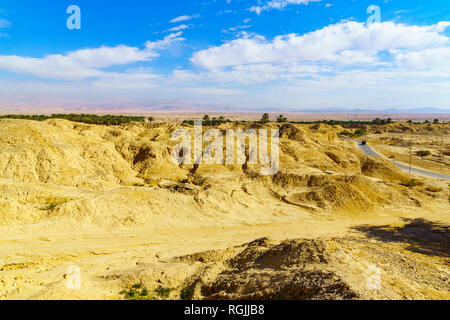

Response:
(180, 19), (450, 108)
(0, 18), (449, 110)
(394, 47), (450, 71)
(191, 21), (449, 69)
(0, 33), (184, 80)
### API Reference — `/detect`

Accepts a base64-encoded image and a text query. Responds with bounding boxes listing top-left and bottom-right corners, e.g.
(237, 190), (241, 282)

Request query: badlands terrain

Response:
(364, 122), (449, 176)
(0, 118), (448, 300)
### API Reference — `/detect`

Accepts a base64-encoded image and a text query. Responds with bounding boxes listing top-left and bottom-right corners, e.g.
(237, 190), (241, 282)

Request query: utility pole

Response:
(440, 122), (446, 162)
(409, 128), (413, 175)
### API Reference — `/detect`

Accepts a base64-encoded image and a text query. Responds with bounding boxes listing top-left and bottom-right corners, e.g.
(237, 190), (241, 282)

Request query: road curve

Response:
(352, 140), (450, 180)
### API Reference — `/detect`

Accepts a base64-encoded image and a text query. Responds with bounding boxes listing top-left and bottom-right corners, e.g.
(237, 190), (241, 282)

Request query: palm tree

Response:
(261, 113), (270, 124)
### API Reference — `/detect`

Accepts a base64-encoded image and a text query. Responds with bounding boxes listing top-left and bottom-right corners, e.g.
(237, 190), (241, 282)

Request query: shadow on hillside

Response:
(353, 218), (450, 258)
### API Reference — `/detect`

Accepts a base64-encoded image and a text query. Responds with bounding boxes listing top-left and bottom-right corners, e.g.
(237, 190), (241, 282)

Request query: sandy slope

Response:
(1, 210), (448, 300)
(0, 119), (448, 300)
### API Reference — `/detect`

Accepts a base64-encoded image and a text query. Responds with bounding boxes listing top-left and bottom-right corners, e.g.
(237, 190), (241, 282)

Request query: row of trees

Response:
(2, 113), (442, 127)
(191, 114), (443, 127)
(372, 118), (393, 125)
(182, 115), (232, 126)
(260, 113), (288, 124)
(422, 119), (440, 124)
(0, 114), (151, 126)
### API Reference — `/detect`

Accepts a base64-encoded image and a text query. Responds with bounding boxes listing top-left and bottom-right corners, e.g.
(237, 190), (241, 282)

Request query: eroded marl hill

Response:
(0, 119), (448, 300)
(1, 118), (447, 227)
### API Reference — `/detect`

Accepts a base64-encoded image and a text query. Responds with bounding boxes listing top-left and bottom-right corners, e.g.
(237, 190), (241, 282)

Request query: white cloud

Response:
(166, 24), (190, 32)
(394, 47), (450, 71)
(145, 32), (185, 51)
(0, 19), (449, 111)
(191, 21), (449, 69)
(182, 20), (450, 109)
(170, 14), (199, 23)
(222, 24), (252, 34)
(250, 0), (321, 15)
(0, 33), (184, 80)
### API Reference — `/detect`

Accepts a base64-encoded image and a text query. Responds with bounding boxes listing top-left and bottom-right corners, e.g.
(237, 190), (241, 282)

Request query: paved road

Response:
(352, 140), (450, 180)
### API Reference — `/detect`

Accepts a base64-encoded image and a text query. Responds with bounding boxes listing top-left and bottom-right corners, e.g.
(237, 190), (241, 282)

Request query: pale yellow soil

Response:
(0, 119), (448, 300)
(1, 209), (448, 300)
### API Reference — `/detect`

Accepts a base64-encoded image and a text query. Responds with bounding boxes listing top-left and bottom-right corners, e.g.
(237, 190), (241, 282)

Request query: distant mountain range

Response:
(0, 98), (448, 115)
(120, 105), (450, 114)
(285, 107), (450, 114)
(138, 104), (449, 114)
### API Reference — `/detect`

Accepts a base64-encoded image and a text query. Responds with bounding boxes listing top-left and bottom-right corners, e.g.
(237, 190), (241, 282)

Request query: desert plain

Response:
(0, 117), (448, 300)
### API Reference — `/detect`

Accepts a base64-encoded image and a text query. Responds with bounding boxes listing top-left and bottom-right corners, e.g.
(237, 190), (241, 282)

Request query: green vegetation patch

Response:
(40, 198), (70, 211)
(133, 183), (146, 187)
(121, 283), (156, 301)
(400, 179), (424, 188)
(0, 114), (151, 126)
(182, 115), (231, 126)
(180, 286), (194, 300)
(154, 286), (175, 299)
(340, 129), (366, 138)
(120, 283), (176, 301)
(416, 150), (432, 157)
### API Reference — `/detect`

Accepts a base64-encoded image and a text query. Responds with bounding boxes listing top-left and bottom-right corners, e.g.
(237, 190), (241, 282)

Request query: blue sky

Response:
(0, 0), (449, 112)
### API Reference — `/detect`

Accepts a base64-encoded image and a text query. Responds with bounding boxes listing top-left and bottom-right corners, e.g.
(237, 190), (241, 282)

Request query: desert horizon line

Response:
(1, 110), (449, 121)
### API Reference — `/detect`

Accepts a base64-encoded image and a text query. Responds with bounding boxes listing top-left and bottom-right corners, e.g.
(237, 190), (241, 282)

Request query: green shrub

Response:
(121, 284), (176, 300)
(416, 150), (431, 157)
(400, 179), (424, 188)
(120, 283), (157, 300)
(133, 183), (146, 187)
(40, 203), (59, 211)
(180, 287), (193, 300)
(352, 129), (366, 138)
(340, 129), (366, 138)
(154, 286), (175, 299)
(40, 199), (70, 211)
